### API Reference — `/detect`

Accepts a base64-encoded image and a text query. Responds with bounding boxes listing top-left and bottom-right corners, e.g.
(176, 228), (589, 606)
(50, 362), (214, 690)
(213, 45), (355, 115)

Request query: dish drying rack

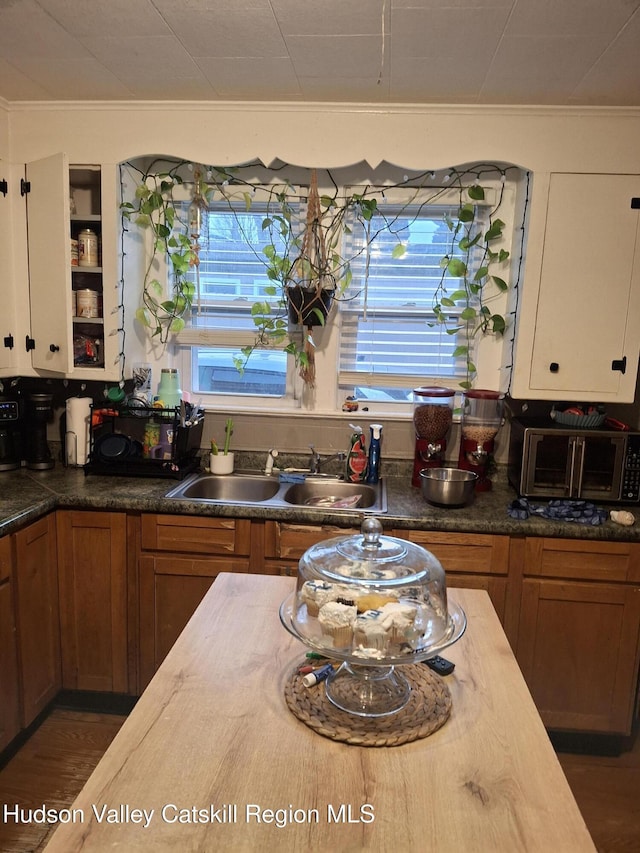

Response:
(85, 403), (204, 479)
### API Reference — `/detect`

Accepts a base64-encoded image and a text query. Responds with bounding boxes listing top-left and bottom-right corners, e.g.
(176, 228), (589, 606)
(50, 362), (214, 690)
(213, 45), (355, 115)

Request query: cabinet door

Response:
(14, 515), (61, 727)
(395, 530), (510, 626)
(56, 511), (128, 693)
(526, 173), (640, 400)
(0, 536), (20, 750)
(517, 579), (640, 735)
(139, 554), (248, 690)
(0, 162), (19, 372)
(25, 153), (73, 373)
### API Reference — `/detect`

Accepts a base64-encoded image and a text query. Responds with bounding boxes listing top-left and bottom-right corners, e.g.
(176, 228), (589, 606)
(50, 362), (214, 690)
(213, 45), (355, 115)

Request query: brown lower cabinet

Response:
(138, 514), (252, 690)
(0, 536), (20, 750)
(516, 537), (640, 736)
(3, 510), (640, 748)
(13, 514), (61, 728)
(56, 510), (129, 693)
(393, 529), (513, 642)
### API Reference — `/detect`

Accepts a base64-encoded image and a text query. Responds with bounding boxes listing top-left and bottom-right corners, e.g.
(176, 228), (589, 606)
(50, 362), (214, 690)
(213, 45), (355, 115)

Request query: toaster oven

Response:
(507, 418), (640, 504)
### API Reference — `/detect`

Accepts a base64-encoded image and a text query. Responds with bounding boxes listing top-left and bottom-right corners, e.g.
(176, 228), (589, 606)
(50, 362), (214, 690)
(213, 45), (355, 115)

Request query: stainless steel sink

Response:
(164, 472), (387, 513)
(282, 480), (379, 509)
(165, 473), (281, 504)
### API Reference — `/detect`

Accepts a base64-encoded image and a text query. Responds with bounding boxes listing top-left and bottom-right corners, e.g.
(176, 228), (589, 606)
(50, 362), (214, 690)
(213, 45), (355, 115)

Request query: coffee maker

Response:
(25, 392), (55, 470)
(0, 397), (22, 471)
(412, 387), (455, 486)
(458, 389), (504, 491)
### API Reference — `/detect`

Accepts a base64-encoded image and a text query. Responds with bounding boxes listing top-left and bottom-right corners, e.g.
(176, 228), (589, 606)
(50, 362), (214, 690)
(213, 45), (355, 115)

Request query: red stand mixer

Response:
(412, 387), (455, 487)
(458, 389), (504, 491)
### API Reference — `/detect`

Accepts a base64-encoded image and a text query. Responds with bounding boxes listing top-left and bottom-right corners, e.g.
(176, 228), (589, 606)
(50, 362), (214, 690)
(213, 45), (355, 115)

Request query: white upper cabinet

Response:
(18, 154), (119, 380)
(508, 173), (640, 403)
(0, 163), (18, 372)
(25, 153), (72, 373)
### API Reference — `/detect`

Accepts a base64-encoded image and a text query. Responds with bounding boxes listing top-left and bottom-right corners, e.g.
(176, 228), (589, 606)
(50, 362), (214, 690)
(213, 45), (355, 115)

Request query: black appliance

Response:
(25, 392), (55, 470)
(508, 417), (640, 504)
(0, 398), (22, 471)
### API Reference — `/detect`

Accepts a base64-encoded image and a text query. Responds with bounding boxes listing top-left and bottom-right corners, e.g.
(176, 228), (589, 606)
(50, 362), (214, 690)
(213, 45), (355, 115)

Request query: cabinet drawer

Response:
(397, 530), (510, 575)
(524, 538), (640, 582)
(265, 521), (360, 561)
(0, 535), (11, 582)
(141, 514), (251, 556)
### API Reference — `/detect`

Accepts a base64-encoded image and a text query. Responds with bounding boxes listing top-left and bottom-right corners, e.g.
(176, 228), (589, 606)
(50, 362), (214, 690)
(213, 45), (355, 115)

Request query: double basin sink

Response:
(164, 472), (387, 513)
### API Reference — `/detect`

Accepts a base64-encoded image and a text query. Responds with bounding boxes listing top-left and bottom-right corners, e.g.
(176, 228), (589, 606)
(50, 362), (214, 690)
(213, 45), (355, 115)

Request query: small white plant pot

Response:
(209, 452), (234, 475)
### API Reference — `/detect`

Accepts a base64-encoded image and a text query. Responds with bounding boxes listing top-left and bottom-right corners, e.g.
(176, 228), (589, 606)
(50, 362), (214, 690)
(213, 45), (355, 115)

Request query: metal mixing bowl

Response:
(419, 468), (478, 507)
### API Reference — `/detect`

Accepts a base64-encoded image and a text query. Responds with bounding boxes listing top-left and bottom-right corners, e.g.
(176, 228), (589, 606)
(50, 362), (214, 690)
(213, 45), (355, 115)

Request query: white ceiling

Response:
(0, 0), (639, 106)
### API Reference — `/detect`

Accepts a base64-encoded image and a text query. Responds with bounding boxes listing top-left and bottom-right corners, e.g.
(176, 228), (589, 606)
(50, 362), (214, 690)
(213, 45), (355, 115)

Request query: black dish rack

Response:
(85, 404), (204, 479)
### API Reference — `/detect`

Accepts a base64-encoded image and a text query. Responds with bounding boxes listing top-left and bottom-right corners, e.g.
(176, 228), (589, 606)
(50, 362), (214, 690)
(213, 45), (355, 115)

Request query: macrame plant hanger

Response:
(293, 168), (333, 387)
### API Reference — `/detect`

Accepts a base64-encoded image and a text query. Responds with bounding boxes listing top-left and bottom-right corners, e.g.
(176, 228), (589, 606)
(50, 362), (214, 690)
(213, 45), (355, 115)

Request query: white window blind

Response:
(339, 195), (487, 390)
(178, 201), (290, 346)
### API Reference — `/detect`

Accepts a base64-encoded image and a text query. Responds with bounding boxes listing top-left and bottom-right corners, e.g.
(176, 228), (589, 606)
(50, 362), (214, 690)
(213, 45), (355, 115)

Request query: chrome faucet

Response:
(308, 445), (346, 475)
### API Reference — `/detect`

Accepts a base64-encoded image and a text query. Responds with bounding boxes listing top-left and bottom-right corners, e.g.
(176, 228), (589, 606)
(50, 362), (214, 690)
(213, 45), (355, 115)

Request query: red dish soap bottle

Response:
(346, 424), (368, 483)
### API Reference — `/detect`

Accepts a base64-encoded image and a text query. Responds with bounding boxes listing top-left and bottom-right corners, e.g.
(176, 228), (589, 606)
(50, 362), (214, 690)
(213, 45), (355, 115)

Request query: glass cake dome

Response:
(280, 518), (466, 717)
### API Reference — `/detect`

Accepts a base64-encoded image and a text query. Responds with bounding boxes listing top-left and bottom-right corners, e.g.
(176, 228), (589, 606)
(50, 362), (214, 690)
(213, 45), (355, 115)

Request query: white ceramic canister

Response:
(75, 288), (101, 318)
(78, 228), (99, 267)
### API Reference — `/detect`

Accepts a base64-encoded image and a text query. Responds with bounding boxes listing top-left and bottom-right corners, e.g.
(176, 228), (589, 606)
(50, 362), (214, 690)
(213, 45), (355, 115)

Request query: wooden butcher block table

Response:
(45, 574), (594, 852)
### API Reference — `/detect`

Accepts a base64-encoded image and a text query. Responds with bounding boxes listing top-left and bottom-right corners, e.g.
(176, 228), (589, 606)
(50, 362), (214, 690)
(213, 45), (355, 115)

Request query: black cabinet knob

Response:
(549, 362), (559, 373)
(49, 344), (60, 353)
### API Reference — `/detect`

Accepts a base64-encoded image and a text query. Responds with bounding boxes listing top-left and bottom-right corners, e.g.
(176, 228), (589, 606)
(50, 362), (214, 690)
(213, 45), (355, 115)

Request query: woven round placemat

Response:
(284, 662), (451, 746)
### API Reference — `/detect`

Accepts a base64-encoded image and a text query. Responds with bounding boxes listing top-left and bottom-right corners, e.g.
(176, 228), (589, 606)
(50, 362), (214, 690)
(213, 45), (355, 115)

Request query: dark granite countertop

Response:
(0, 465), (638, 542)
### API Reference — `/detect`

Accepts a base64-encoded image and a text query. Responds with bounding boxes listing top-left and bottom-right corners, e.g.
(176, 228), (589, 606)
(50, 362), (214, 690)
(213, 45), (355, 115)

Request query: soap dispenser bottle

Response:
(346, 424), (368, 483)
(366, 423), (383, 484)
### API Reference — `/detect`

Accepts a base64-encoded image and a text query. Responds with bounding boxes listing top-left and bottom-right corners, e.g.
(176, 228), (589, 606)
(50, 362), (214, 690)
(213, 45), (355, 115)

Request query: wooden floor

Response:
(0, 708), (638, 852)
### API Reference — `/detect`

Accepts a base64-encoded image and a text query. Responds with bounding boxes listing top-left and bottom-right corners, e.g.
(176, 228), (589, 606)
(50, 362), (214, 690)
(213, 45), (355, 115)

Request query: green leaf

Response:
(391, 243), (407, 259)
(458, 204), (475, 223)
(473, 266), (489, 282)
(485, 219), (505, 241)
(452, 346), (469, 357)
(447, 258), (467, 277)
(169, 317), (185, 333)
(467, 185), (485, 201)
(461, 307), (476, 320)
(498, 249), (510, 263)
(491, 314), (506, 334)
(135, 307), (151, 327)
(449, 289), (468, 302)
(491, 276), (508, 292)
(243, 192), (252, 211)
(441, 297), (455, 307)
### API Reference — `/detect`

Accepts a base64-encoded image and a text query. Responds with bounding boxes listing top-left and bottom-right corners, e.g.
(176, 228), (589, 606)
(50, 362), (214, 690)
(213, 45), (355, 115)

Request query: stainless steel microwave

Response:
(507, 418), (640, 504)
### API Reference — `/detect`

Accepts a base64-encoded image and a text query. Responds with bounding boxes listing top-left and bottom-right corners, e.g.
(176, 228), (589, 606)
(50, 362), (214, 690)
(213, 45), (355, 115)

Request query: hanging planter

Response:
(286, 284), (334, 327)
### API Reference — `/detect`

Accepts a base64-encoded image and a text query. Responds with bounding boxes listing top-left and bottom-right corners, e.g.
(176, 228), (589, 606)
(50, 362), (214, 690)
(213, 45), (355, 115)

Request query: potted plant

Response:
(120, 161), (198, 345)
(430, 177), (511, 388)
(122, 159), (513, 388)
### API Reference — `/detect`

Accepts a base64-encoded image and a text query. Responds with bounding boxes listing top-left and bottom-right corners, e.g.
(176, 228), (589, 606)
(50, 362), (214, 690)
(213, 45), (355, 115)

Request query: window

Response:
(179, 200), (294, 398)
(174, 170), (512, 412)
(338, 191), (489, 403)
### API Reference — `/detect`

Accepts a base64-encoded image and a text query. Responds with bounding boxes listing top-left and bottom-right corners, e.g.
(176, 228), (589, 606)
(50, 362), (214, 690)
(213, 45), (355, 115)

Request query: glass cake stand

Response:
(279, 594), (466, 718)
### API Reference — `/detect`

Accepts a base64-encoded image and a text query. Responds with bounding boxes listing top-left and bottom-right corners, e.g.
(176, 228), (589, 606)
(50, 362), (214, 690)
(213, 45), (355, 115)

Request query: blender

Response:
(411, 387), (455, 487)
(458, 389), (504, 491)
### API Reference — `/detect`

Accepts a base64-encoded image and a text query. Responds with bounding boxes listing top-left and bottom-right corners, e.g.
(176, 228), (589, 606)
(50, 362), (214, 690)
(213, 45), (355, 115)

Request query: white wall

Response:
(6, 101), (640, 458)
(7, 102), (640, 174)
